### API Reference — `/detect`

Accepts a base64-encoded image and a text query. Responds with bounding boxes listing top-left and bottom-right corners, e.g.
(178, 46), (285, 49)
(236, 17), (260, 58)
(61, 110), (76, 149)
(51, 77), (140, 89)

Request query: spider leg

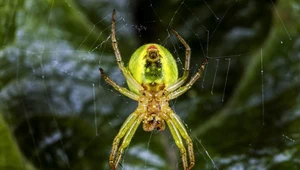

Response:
(168, 57), (208, 100)
(166, 29), (191, 92)
(169, 112), (195, 169)
(109, 112), (140, 169)
(166, 119), (189, 169)
(111, 10), (144, 93)
(114, 115), (142, 169)
(100, 68), (140, 101)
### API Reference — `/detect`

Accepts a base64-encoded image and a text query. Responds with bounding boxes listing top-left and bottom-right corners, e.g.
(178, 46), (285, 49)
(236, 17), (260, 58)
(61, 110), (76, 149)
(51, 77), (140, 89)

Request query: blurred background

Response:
(0, 0), (300, 169)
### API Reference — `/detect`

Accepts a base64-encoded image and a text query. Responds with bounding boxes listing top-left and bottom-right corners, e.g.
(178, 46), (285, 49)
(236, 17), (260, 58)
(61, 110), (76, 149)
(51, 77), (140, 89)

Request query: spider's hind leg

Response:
(99, 68), (140, 101)
(110, 10), (144, 93)
(167, 57), (208, 100)
(166, 29), (191, 92)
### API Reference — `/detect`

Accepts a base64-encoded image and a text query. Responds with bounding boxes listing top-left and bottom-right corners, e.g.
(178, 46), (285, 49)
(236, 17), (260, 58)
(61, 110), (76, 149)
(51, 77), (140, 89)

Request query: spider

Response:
(100, 10), (208, 170)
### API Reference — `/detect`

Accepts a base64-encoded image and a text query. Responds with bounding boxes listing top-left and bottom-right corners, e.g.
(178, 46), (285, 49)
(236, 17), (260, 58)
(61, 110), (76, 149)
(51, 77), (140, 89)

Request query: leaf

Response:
(0, 113), (35, 170)
(1, 0), (300, 170)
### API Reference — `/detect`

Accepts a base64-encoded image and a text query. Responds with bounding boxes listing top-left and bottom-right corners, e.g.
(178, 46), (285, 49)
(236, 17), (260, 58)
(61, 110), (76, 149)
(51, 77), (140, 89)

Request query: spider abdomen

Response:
(128, 44), (178, 93)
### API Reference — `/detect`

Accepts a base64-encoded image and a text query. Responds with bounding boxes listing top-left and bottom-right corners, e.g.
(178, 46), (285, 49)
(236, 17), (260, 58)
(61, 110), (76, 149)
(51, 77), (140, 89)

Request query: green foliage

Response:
(0, 0), (299, 170)
(0, 113), (35, 170)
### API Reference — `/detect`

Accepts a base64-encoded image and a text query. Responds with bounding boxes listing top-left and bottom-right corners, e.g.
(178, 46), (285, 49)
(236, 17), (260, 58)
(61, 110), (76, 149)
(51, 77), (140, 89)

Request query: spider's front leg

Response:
(109, 111), (142, 170)
(170, 112), (195, 169)
(166, 119), (189, 169)
(113, 116), (143, 168)
(165, 109), (195, 170)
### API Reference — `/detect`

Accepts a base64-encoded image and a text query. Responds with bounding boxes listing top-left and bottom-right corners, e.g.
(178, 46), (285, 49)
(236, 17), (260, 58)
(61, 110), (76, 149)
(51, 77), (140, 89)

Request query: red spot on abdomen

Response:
(147, 45), (158, 50)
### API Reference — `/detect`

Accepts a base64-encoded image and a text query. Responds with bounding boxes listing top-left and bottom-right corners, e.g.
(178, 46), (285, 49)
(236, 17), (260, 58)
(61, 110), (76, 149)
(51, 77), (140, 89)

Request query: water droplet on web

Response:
(281, 41), (283, 44)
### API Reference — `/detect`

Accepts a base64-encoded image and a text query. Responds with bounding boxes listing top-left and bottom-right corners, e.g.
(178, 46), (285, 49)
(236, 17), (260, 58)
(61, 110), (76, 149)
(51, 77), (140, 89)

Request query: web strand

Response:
(222, 58), (231, 102)
(211, 59), (219, 95)
(260, 48), (265, 126)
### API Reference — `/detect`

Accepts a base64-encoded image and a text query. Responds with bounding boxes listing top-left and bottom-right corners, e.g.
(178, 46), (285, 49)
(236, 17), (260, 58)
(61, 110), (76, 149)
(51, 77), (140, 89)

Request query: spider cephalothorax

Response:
(140, 90), (167, 132)
(100, 10), (208, 170)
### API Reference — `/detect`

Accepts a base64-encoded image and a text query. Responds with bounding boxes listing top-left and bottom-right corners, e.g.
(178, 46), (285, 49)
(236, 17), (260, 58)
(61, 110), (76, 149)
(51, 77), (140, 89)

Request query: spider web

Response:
(0, 0), (300, 170)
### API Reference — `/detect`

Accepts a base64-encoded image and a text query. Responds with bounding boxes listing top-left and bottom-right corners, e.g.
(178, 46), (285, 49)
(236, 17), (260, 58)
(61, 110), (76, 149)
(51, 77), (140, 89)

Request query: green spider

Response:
(100, 10), (208, 170)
